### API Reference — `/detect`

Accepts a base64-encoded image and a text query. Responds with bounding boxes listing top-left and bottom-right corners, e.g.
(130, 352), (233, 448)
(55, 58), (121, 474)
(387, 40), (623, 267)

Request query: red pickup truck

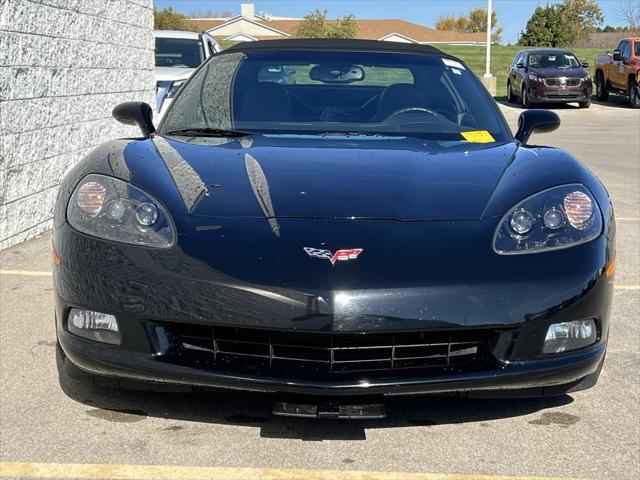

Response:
(595, 37), (640, 108)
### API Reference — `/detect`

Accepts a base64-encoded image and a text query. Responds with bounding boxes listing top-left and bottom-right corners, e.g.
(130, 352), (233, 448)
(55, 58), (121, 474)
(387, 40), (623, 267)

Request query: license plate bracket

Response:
(273, 401), (386, 419)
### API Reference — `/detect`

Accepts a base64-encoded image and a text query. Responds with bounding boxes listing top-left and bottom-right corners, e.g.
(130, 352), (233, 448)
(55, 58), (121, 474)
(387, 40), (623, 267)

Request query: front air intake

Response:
(157, 323), (499, 381)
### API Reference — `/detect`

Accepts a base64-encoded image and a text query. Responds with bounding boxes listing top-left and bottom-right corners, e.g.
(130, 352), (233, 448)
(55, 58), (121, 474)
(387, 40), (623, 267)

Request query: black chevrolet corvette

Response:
(54, 39), (615, 417)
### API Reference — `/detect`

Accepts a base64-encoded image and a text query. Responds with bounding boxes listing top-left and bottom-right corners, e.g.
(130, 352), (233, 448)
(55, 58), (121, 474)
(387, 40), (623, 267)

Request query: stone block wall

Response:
(0, 0), (155, 249)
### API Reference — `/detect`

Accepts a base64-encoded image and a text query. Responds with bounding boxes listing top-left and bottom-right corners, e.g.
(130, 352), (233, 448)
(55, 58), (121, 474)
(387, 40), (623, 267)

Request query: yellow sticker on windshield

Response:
(461, 130), (495, 143)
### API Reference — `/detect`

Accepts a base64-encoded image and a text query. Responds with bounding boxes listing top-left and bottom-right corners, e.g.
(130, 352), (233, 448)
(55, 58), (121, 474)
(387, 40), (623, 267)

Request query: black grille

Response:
(157, 323), (498, 380)
(544, 78), (581, 87)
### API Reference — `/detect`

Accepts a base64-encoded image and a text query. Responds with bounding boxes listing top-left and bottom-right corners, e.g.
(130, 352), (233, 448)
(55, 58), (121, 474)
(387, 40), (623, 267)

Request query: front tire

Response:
(507, 81), (516, 103)
(521, 86), (532, 109)
(596, 71), (609, 101)
(629, 80), (640, 109)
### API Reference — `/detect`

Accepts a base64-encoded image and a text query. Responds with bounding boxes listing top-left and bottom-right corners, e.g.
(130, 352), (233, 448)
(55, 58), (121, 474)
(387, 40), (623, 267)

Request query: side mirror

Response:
(515, 109), (560, 145)
(612, 50), (622, 62)
(582, 62), (589, 68)
(516, 62), (526, 69)
(112, 102), (155, 137)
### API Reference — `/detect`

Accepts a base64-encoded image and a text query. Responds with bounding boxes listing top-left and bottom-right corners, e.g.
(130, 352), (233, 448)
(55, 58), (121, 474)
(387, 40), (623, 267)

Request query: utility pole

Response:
(480, 0), (497, 96)
(484, 0), (492, 78)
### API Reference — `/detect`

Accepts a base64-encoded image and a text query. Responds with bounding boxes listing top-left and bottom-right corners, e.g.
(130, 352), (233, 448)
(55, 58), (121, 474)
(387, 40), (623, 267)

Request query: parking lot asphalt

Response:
(0, 99), (638, 480)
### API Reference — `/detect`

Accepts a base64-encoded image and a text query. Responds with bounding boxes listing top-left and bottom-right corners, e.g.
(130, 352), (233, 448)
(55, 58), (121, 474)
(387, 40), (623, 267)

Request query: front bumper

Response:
(53, 213), (614, 397)
(58, 319), (606, 397)
(528, 80), (592, 103)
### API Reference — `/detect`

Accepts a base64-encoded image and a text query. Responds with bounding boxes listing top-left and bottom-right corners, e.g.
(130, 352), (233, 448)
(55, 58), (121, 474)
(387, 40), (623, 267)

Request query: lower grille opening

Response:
(156, 323), (500, 381)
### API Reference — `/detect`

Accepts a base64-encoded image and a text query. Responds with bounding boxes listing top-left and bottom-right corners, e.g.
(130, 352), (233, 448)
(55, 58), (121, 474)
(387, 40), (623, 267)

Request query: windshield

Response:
(155, 37), (204, 68)
(160, 50), (511, 142)
(528, 53), (580, 68)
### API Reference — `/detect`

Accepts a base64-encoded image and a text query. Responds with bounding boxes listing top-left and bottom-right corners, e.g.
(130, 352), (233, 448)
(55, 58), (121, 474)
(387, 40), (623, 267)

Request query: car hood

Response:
(152, 135), (517, 222)
(155, 66), (195, 82)
(529, 67), (588, 78)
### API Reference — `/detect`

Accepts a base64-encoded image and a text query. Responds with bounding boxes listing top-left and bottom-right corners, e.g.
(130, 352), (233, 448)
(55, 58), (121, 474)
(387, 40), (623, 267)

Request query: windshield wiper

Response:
(319, 131), (383, 137)
(164, 128), (253, 137)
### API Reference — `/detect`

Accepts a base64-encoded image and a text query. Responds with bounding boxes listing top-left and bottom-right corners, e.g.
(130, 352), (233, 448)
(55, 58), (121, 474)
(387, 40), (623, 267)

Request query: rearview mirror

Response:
(112, 102), (155, 137)
(515, 109), (560, 145)
(582, 62), (589, 68)
(516, 62), (526, 69)
(309, 64), (365, 83)
(612, 50), (622, 62)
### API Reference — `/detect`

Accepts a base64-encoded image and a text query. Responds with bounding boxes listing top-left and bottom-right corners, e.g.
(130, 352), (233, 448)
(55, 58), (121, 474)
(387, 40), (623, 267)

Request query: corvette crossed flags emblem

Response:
(304, 247), (364, 266)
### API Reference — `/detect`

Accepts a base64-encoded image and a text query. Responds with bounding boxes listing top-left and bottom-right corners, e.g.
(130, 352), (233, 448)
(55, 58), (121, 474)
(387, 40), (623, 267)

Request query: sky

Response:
(154, 0), (632, 44)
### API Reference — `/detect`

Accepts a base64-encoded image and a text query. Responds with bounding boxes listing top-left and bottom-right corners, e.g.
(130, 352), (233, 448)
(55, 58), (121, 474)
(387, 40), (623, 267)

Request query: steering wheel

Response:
(386, 107), (440, 120)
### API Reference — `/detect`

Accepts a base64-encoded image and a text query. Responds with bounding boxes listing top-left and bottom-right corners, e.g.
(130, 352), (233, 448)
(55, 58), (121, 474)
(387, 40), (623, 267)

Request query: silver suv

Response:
(154, 30), (221, 117)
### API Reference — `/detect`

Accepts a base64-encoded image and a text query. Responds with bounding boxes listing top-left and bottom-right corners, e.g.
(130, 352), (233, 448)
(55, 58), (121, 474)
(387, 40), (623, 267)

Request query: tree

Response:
(561, 0), (605, 40)
(154, 7), (198, 31)
(518, 0), (604, 47)
(435, 8), (503, 43)
(518, 6), (557, 47)
(618, 0), (640, 30)
(597, 25), (633, 33)
(434, 15), (468, 32)
(188, 9), (232, 18)
(293, 10), (358, 39)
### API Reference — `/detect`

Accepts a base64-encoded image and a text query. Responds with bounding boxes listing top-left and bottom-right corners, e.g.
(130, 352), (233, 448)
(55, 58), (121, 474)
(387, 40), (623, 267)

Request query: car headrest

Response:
(236, 83), (292, 122)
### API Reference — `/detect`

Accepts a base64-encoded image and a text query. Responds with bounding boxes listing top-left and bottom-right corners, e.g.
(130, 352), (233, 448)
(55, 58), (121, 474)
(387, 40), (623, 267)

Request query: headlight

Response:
(67, 174), (175, 248)
(528, 73), (542, 82)
(166, 81), (185, 99)
(493, 184), (602, 255)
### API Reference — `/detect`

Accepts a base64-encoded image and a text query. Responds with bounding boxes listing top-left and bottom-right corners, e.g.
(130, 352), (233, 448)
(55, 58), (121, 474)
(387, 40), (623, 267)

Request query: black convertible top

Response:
(224, 38), (457, 59)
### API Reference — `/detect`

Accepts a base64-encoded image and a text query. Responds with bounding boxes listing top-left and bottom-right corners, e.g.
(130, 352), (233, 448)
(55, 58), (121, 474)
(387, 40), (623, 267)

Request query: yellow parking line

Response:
(0, 269), (52, 277)
(617, 217), (640, 221)
(0, 462), (591, 480)
(615, 285), (640, 290)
